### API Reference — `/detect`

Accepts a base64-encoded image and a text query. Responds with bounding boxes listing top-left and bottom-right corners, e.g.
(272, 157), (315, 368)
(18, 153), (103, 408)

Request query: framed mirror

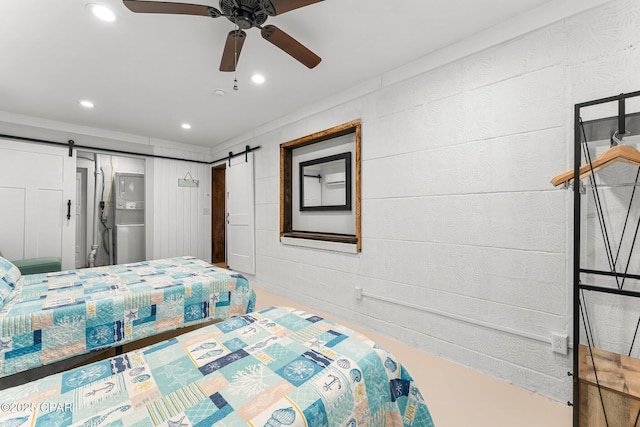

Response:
(299, 152), (351, 211)
(280, 119), (361, 250)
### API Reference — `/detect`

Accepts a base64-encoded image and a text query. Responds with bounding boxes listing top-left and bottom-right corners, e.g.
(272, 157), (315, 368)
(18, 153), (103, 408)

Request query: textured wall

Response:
(213, 0), (640, 402)
(147, 143), (212, 262)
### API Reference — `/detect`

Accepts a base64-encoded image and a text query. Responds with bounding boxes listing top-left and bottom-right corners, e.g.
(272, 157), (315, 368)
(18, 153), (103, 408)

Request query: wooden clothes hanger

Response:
(551, 144), (640, 187)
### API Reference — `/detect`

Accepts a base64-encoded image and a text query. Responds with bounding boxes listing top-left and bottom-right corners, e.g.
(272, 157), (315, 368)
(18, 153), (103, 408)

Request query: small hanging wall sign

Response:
(178, 172), (199, 188)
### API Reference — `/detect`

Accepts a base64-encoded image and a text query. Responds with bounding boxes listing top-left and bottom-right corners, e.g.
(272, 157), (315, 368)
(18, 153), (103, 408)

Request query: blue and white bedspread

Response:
(0, 256), (255, 378)
(0, 306), (434, 426)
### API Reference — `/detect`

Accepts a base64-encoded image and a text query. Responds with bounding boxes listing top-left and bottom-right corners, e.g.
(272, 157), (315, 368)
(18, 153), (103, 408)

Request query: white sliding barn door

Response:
(0, 139), (76, 269)
(226, 153), (255, 275)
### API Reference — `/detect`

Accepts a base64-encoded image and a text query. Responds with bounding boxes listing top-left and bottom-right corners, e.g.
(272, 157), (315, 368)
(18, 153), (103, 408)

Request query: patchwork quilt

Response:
(0, 257), (255, 378)
(0, 306), (434, 427)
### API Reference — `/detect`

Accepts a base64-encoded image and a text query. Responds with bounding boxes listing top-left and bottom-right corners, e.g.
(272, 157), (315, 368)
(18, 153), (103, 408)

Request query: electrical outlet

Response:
(552, 333), (568, 355)
(355, 287), (363, 300)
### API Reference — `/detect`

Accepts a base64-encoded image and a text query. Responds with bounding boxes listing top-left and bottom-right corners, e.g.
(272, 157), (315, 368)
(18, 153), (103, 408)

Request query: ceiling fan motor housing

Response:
(220, 0), (267, 29)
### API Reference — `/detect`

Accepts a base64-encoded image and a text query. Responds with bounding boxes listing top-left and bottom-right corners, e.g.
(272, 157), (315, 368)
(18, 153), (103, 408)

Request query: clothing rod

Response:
(581, 110), (640, 126)
(580, 268), (640, 281)
(580, 111), (640, 142)
(576, 90), (640, 109)
(0, 132), (260, 165)
(583, 182), (640, 189)
(579, 283), (640, 299)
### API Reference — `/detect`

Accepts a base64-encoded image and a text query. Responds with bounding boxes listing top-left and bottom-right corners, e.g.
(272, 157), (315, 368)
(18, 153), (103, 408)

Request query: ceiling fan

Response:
(122, 0), (323, 71)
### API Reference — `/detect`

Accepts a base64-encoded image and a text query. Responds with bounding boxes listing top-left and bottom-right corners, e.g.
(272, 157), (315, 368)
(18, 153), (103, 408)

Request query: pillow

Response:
(0, 256), (21, 288)
(0, 276), (12, 310)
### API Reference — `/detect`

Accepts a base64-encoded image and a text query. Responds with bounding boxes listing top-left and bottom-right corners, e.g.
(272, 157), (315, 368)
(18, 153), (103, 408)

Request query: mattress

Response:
(0, 256), (255, 378)
(0, 306), (434, 426)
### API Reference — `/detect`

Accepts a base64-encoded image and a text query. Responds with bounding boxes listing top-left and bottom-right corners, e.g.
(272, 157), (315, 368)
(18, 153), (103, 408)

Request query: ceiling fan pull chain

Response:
(233, 18), (239, 90)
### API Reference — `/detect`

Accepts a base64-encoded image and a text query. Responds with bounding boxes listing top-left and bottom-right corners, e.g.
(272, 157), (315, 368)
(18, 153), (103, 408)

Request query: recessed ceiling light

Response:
(250, 74), (266, 84)
(80, 100), (95, 108)
(181, 123), (192, 130)
(87, 4), (116, 22)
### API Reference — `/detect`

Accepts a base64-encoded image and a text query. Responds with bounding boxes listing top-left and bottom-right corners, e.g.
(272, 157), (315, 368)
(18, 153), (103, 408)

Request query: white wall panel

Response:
(255, 176), (279, 205)
(253, 139), (280, 180)
(363, 95), (464, 160)
(361, 193), (566, 253)
(376, 63), (464, 119)
(362, 130), (566, 200)
(566, 0), (640, 65)
(460, 66), (566, 141)
(149, 157), (211, 261)
(458, 25), (568, 92)
(254, 203), (278, 232)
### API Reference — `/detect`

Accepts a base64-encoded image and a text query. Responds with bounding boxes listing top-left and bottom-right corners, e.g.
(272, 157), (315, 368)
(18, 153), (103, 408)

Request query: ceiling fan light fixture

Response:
(80, 100), (95, 108)
(250, 73), (266, 84)
(87, 4), (116, 22)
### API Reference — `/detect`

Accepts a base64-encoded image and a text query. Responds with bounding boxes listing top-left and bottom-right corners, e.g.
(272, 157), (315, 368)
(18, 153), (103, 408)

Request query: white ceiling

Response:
(0, 0), (599, 150)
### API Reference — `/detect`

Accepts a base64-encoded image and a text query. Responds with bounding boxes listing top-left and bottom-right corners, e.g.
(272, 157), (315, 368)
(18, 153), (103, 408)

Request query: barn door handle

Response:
(67, 200), (72, 220)
(226, 212), (229, 224)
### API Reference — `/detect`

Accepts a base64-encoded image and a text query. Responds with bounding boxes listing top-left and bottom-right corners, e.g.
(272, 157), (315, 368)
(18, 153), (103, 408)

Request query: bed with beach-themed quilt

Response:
(0, 256), (255, 380)
(0, 306), (433, 427)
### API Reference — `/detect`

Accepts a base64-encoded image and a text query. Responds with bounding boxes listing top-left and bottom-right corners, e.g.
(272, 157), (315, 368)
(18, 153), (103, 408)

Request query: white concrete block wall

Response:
(215, 0), (640, 402)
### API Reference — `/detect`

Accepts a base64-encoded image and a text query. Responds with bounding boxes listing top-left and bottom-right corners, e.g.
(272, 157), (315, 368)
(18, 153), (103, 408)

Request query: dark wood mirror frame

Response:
(280, 120), (361, 250)
(299, 151), (352, 212)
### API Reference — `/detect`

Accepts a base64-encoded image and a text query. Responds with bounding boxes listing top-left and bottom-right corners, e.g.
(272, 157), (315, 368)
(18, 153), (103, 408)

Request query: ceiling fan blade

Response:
(260, 0), (323, 16)
(123, 0), (221, 17)
(219, 30), (246, 72)
(261, 25), (320, 69)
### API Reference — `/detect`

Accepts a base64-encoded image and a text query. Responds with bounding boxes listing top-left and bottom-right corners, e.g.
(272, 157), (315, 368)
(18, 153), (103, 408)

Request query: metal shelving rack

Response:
(572, 90), (640, 427)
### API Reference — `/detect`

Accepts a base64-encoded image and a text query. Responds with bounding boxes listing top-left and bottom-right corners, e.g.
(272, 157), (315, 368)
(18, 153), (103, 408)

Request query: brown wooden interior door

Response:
(211, 164), (226, 265)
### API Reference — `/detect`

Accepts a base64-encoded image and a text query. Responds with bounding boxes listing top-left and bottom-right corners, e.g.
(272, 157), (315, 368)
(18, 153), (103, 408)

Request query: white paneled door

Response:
(0, 139), (76, 269)
(226, 153), (255, 275)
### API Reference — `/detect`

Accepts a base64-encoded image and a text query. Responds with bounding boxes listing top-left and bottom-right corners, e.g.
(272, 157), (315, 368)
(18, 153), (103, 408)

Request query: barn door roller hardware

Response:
(0, 133), (260, 165)
(215, 145), (260, 166)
